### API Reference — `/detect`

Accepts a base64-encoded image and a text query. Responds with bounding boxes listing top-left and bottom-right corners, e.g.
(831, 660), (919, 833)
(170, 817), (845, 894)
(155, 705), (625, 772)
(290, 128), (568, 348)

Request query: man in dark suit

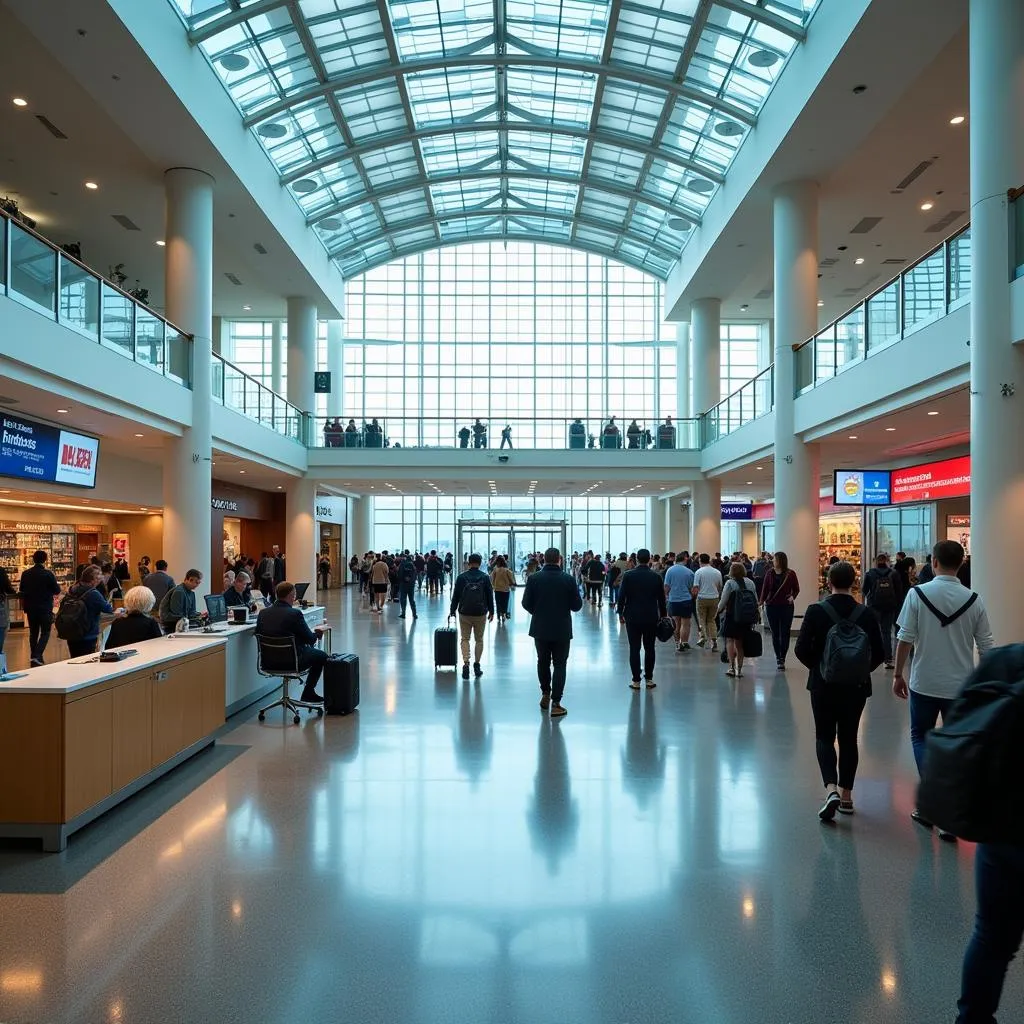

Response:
(256, 581), (329, 703)
(617, 548), (668, 689)
(521, 547), (583, 718)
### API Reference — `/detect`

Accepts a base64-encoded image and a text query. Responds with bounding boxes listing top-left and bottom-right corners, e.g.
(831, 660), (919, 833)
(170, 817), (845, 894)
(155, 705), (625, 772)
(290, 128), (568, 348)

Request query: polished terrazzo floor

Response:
(0, 587), (1013, 1024)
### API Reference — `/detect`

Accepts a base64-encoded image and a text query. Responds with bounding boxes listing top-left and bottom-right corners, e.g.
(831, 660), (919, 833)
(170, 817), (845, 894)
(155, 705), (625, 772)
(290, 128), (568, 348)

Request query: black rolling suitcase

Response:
(434, 623), (458, 670)
(324, 654), (359, 715)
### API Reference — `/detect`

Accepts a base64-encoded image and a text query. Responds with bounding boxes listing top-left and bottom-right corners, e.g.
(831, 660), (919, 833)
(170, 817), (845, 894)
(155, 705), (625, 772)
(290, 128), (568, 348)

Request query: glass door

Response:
(457, 523), (513, 572)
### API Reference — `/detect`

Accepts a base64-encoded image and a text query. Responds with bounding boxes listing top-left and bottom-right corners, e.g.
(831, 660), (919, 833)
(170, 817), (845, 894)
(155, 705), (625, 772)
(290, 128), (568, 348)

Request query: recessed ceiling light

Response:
(242, 304), (252, 311)
(755, 466), (762, 470)
(885, 427), (896, 432)
(746, 481), (753, 485)
(292, 178), (319, 194)
(920, 201), (934, 211)
(748, 48), (779, 68)
(139, 507), (148, 511)
(156, 240), (165, 246)
(56, 408), (69, 413)
(276, 485), (283, 490)
(817, 300), (824, 307)
(848, 435), (858, 440)
(134, 432), (144, 437)
(84, 181), (98, 190)
(854, 257), (864, 265)
(12, 97), (28, 107)
(239, 470), (246, 474)
(219, 53), (250, 72)
(927, 410), (939, 416)
(949, 115), (965, 125)
(740, 303), (749, 311)
(256, 122), (288, 139)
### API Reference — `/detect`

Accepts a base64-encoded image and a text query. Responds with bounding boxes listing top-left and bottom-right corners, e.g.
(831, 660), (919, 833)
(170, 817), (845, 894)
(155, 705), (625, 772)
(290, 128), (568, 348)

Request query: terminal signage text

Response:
(0, 415), (98, 488)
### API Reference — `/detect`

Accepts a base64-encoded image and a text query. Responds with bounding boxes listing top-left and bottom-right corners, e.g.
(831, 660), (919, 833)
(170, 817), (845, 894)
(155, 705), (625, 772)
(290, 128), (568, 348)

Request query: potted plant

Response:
(108, 263), (128, 288)
(0, 196), (37, 229)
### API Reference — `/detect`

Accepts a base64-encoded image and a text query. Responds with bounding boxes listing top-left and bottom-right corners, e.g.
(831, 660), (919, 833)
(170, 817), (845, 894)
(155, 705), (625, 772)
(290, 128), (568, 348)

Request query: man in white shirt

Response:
(693, 553), (724, 653)
(893, 539), (994, 837)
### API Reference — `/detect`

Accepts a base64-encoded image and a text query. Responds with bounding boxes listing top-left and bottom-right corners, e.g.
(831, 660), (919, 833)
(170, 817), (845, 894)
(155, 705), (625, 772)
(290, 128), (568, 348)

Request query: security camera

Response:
(498, 454), (509, 463)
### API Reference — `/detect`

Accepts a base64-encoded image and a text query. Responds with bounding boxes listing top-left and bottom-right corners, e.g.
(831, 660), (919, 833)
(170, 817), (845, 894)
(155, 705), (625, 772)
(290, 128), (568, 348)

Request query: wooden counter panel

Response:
(111, 677), (152, 792)
(64, 689), (113, 820)
(152, 648), (225, 768)
(0, 694), (64, 822)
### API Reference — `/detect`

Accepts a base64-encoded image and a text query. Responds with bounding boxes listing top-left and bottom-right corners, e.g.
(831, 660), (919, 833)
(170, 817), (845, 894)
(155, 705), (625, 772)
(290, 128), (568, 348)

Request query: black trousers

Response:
(535, 638), (571, 702)
(297, 647), (329, 692)
(495, 590), (510, 616)
(625, 622), (657, 681)
(765, 604), (795, 663)
(27, 611), (53, 662)
(67, 638), (97, 658)
(399, 585), (417, 616)
(810, 686), (868, 789)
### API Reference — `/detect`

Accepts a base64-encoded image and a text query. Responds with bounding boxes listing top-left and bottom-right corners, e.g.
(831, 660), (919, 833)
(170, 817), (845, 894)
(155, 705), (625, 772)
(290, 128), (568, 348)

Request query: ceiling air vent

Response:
(881, 258), (907, 265)
(893, 160), (934, 193)
(926, 210), (967, 233)
(850, 216), (883, 234)
(35, 114), (68, 139)
(112, 214), (140, 231)
(224, 272), (243, 286)
(819, 257), (839, 267)
(253, 243), (268, 254)
(754, 281), (773, 300)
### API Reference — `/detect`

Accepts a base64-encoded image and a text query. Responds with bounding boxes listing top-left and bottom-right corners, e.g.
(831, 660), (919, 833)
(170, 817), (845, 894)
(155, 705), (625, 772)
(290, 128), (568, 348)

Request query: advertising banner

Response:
(720, 503), (754, 521)
(891, 456), (970, 503)
(833, 470), (891, 506)
(0, 414), (99, 488)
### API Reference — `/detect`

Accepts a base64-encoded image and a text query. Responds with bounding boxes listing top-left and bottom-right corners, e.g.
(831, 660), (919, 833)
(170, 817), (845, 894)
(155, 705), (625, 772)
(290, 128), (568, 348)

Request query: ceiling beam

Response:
(713, 0), (807, 39)
(187, 0), (291, 42)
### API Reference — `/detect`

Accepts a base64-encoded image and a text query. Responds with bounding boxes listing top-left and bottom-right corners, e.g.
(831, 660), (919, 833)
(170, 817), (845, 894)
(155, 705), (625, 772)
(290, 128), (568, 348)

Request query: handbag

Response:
(742, 629), (763, 658)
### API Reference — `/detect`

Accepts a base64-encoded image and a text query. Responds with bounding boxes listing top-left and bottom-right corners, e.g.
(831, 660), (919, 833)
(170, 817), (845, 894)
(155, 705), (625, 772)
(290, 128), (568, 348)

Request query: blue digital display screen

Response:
(0, 414), (99, 488)
(833, 470), (891, 506)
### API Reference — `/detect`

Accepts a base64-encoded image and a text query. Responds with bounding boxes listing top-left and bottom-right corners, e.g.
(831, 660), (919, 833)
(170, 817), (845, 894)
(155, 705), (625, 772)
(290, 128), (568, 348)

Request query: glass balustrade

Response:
(1013, 191), (1024, 280)
(703, 365), (774, 443)
(211, 352), (306, 444)
(1, 208), (192, 386)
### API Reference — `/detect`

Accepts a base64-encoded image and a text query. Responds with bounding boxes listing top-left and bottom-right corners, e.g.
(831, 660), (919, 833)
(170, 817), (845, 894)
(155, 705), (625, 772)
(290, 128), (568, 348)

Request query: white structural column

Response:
(351, 495), (373, 558)
(211, 315), (224, 356)
(675, 321), (691, 419)
(691, 479), (722, 555)
(690, 298), (721, 417)
(648, 497), (668, 555)
(271, 320), (284, 395)
(326, 319), (345, 419)
(286, 476), (318, 602)
(287, 296), (317, 414)
(773, 181), (820, 613)
(969, 0), (1024, 643)
(667, 498), (689, 553)
(163, 167), (214, 593)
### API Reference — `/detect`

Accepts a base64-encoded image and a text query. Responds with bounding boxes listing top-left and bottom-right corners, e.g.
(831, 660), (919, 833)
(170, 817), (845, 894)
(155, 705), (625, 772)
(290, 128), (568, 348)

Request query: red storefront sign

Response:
(891, 455), (971, 503)
(752, 496), (844, 520)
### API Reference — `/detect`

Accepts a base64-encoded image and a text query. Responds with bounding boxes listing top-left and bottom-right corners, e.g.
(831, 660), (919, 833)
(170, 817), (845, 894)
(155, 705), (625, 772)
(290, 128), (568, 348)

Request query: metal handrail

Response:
(702, 364), (774, 443)
(211, 351), (306, 443)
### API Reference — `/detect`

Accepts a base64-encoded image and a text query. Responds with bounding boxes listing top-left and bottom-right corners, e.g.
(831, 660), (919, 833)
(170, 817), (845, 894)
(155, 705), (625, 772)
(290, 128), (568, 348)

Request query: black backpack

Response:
(819, 602), (872, 685)
(917, 644), (1024, 843)
(870, 568), (897, 611)
(460, 577), (487, 616)
(399, 560), (416, 585)
(55, 587), (91, 641)
(731, 582), (758, 626)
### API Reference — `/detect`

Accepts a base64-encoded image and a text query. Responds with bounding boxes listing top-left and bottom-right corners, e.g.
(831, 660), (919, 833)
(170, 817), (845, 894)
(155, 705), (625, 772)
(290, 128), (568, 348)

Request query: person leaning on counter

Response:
(224, 571), (257, 609)
(105, 586), (163, 649)
(66, 565), (125, 658)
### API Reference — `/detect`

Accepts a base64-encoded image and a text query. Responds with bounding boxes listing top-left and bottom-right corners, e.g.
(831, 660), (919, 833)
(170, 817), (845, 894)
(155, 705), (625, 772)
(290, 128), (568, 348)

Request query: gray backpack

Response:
(819, 602), (872, 685)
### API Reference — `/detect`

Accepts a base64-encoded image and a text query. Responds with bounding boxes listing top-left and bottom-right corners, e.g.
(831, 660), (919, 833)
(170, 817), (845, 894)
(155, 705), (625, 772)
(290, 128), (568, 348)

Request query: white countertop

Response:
(0, 634), (228, 695)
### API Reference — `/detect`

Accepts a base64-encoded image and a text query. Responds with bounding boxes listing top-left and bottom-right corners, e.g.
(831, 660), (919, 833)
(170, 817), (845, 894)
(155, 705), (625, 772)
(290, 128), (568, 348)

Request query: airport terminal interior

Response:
(0, 0), (1022, 1020)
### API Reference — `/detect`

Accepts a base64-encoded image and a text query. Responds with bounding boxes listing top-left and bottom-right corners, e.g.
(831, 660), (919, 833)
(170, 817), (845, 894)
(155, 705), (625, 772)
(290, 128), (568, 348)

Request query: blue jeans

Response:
(909, 689), (955, 776)
(957, 843), (1024, 1023)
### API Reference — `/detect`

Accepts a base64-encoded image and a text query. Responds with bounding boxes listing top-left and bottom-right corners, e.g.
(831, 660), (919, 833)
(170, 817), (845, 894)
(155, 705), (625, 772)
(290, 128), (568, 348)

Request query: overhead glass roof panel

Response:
(169, 0), (818, 278)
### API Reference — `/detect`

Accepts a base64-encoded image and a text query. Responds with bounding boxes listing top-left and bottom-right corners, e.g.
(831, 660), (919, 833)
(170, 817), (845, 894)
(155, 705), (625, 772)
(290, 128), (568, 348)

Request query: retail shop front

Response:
(211, 484), (285, 579)
(314, 496), (347, 589)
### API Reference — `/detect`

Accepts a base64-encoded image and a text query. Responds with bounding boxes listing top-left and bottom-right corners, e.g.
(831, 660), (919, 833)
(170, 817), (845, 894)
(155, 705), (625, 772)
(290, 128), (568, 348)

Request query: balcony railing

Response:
(703, 365), (774, 444)
(212, 353), (305, 442)
(0, 207), (192, 386)
(310, 415), (701, 452)
(795, 225), (972, 393)
(1013, 187), (1024, 280)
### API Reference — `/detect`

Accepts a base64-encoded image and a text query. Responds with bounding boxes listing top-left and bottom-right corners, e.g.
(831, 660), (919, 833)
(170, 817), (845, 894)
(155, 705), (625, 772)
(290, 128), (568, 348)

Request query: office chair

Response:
(255, 635), (324, 725)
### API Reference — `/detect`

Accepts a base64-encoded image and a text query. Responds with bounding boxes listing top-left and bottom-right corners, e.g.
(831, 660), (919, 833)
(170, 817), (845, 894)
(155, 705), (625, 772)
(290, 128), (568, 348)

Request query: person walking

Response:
(19, 549), (61, 666)
(521, 547), (583, 717)
(862, 553), (902, 669)
(500, 424), (513, 449)
(759, 551), (800, 671)
(663, 552), (696, 653)
(369, 553), (390, 613)
(717, 561), (760, 678)
(450, 553), (494, 679)
(584, 551), (605, 606)
(693, 553), (723, 652)
(794, 560), (884, 821)
(396, 551), (418, 620)
(893, 539), (993, 840)
(616, 548), (667, 690)
(489, 556), (516, 623)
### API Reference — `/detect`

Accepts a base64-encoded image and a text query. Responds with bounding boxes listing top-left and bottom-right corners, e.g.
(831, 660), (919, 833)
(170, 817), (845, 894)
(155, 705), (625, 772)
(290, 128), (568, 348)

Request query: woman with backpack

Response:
(716, 561), (760, 678)
(760, 551), (800, 671)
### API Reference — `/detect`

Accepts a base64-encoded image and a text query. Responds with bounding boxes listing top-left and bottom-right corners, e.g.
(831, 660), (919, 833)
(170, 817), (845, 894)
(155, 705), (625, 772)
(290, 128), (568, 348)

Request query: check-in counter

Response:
(0, 635), (226, 851)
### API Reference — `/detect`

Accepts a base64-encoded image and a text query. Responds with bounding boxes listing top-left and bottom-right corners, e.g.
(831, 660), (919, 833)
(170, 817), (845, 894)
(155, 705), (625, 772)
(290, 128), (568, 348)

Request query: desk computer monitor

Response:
(204, 593), (227, 623)
(294, 582), (310, 602)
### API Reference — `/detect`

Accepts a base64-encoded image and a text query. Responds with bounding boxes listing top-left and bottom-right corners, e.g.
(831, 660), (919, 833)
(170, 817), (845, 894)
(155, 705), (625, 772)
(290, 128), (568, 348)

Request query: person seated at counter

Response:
(224, 571), (256, 610)
(64, 566), (125, 657)
(256, 581), (330, 704)
(105, 586), (163, 649)
(158, 569), (203, 633)
(223, 570), (235, 590)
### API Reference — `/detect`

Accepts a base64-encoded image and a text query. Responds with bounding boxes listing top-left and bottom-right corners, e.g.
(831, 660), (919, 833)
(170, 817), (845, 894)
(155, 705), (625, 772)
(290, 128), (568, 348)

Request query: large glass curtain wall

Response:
(373, 496), (650, 561)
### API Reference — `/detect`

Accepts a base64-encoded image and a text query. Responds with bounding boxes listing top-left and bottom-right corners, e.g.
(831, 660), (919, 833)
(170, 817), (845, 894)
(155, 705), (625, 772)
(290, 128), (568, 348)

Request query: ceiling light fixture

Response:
(817, 300), (824, 307)
(239, 470), (246, 474)
(849, 435), (858, 440)
(219, 53), (250, 72)
(740, 304), (749, 311)
(927, 410), (939, 416)
(854, 257), (865, 265)
(134, 432), (144, 437)
(748, 48), (779, 68)
(885, 427), (896, 432)
(242, 304), (252, 311)
(667, 216), (691, 231)
(920, 201), (934, 211)
(156, 240), (165, 246)
(84, 181), (98, 190)
(949, 115), (965, 125)
(56, 408), (69, 413)
(12, 97), (28, 107)
(746, 481), (753, 485)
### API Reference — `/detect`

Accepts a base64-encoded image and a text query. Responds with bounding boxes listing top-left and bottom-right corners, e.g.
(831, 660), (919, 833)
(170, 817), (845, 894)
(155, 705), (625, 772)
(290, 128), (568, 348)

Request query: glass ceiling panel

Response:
(168, 0), (818, 278)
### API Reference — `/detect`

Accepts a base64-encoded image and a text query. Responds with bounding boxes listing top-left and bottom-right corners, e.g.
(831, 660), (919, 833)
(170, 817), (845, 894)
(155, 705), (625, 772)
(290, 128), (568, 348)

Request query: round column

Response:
(690, 298), (721, 416)
(772, 181), (820, 613)
(286, 296), (317, 413)
(675, 321), (691, 419)
(326, 319), (344, 419)
(969, 0), (1024, 643)
(351, 495), (373, 558)
(163, 167), (214, 593)
(271, 320), (284, 395)
(648, 496), (668, 555)
(691, 478), (722, 556)
(286, 476), (318, 602)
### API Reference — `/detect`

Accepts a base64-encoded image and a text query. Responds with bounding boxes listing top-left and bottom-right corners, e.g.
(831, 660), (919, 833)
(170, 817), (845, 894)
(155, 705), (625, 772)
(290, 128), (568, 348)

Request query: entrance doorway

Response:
(456, 520), (568, 577)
